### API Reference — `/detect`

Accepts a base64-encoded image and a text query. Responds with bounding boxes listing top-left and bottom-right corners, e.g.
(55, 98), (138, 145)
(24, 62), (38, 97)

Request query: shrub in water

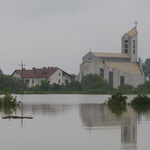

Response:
(0, 94), (20, 106)
(130, 94), (150, 105)
(107, 92), (127, 105)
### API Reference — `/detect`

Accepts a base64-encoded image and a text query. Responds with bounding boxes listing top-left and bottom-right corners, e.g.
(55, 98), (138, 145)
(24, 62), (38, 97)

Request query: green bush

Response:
(130, 94), (150, 105)
(0, 94), (20, 106)
(106, 92), (127, 105)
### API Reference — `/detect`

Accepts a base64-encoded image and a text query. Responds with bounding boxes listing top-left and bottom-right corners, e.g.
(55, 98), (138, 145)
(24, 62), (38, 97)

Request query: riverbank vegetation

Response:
(0, 73), (150, 94)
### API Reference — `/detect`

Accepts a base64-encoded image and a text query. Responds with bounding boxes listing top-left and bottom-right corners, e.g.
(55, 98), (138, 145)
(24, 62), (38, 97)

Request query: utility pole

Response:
(19, 60), (25, 93)
(19, 61), (25, 128)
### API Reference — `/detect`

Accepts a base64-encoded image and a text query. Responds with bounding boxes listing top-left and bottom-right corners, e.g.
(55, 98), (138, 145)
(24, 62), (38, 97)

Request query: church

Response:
(79, 25), (145, 88)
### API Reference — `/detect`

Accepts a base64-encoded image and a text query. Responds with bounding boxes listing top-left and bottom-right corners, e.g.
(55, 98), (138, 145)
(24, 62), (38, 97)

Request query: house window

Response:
(65, 79), (68, 85)
(133, 44), (135, 48)
(58, 73), (61, 76)
(58, 79), (60, 84)
(125, 40), (128, 43)
(133, 50), (135, 54)
(100, 68), (104, 78)
(133, 40), (135, 43)
(32, 79), (34, 84)
(25, 79), (29, 84)
(120, 76), (124, 85)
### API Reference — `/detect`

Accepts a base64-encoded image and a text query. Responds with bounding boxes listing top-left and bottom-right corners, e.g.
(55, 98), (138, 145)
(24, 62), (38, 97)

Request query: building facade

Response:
(79, 26), (145, 88)
(12, 67), (73, 87)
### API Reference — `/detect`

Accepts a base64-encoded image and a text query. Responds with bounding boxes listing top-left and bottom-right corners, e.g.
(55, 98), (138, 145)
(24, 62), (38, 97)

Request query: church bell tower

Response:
(121, 21), (138, 62)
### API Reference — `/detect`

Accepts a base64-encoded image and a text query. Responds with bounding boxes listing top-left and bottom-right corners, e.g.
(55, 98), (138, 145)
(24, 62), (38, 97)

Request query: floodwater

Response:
(0, 94), (150, 150)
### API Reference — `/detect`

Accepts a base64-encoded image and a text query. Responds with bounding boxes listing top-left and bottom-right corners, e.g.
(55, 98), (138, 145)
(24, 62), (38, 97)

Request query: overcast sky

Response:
(0, 0), (149, 75)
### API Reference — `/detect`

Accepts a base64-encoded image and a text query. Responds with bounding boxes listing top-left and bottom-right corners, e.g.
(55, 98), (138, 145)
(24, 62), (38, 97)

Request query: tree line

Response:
(0, 58), (149, 94)
(0, 73), (149, 94)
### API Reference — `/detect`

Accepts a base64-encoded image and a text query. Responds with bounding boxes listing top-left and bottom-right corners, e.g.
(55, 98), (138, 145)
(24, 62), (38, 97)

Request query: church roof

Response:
(105, 62), (142, 75)
(92, 52), (130, 58)
(80, 60), (142, 75)
(127, 27), (137, 37)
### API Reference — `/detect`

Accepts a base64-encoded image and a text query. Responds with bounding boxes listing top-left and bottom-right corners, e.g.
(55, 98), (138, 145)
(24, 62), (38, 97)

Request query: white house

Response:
(11, 67), (73, 87)
(79, 26), (145, 88)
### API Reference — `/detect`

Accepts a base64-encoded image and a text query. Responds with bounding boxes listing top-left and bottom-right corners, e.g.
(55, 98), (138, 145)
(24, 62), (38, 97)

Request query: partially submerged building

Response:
(12, 67), (73, 87)
(79, 26), (145, 88)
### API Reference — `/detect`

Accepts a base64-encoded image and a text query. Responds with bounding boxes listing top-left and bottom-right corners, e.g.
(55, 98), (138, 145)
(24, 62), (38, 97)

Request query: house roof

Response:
(12, 67), (59, 78)
(92, 52), (130, 58)
(105, 62), (142, 75)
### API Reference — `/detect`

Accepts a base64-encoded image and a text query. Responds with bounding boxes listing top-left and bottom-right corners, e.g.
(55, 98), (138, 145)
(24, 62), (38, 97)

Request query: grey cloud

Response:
(0, 0), (149, 74)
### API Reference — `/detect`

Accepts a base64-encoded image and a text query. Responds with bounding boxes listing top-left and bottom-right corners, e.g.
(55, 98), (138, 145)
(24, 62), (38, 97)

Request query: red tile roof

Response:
(12, 67), (59, 78)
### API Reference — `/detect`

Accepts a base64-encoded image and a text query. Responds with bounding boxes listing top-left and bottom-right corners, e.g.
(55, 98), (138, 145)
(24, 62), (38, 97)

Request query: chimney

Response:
(32, 67), (37, 74)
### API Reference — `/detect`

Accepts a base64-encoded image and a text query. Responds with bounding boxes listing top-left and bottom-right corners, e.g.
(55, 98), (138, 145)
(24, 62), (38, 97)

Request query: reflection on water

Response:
(22, 104), (72, 116)
(121, 107), (137, 149)
(0, 95), (150, 150)
(80, 104), (150, 150)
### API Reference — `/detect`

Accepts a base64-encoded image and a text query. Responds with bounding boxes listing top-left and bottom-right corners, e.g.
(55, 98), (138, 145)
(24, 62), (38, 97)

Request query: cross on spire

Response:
(134, 20), (138, 27)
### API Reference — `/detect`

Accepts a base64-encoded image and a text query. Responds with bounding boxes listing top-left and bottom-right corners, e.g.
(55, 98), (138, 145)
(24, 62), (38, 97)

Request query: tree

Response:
(67, 80), (82, 92)
(0, 69), (3, 75)
(142, 58), (150, 80)
(81, 74), (108, 91)
(117, 84), (134, 94)
(51, 83), (61, 91)
(40, 79), (50, 91)
(0, 75), (22, 92)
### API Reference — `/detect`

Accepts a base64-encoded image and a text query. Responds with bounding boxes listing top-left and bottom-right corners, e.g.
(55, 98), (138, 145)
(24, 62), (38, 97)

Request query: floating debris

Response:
(2, 116), (33, 119)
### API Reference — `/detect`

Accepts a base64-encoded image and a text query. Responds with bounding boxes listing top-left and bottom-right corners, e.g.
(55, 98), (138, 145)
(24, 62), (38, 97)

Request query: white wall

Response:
(49, 69), (72, 85)
(113, 69), (120, 89)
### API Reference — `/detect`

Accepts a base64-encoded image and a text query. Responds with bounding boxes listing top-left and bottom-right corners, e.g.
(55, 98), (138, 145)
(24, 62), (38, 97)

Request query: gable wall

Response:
(82, 51), (97, 62)
(50, 69), (72, 85)
(49, 69), (63, 85)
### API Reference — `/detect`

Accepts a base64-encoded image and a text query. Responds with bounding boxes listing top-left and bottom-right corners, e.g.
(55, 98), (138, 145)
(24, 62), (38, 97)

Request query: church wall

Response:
(122, 33), (131, 55)
(130, 35), (138, 62)
(79, 61), (96, 81)
(79, 59), (145, 87)
(124, 73), (144, 87)
(124, 73), (131, 85)
(129, 75), (145, 87)
(113, 68), (120, 88)
(103, 64), (109, 84)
